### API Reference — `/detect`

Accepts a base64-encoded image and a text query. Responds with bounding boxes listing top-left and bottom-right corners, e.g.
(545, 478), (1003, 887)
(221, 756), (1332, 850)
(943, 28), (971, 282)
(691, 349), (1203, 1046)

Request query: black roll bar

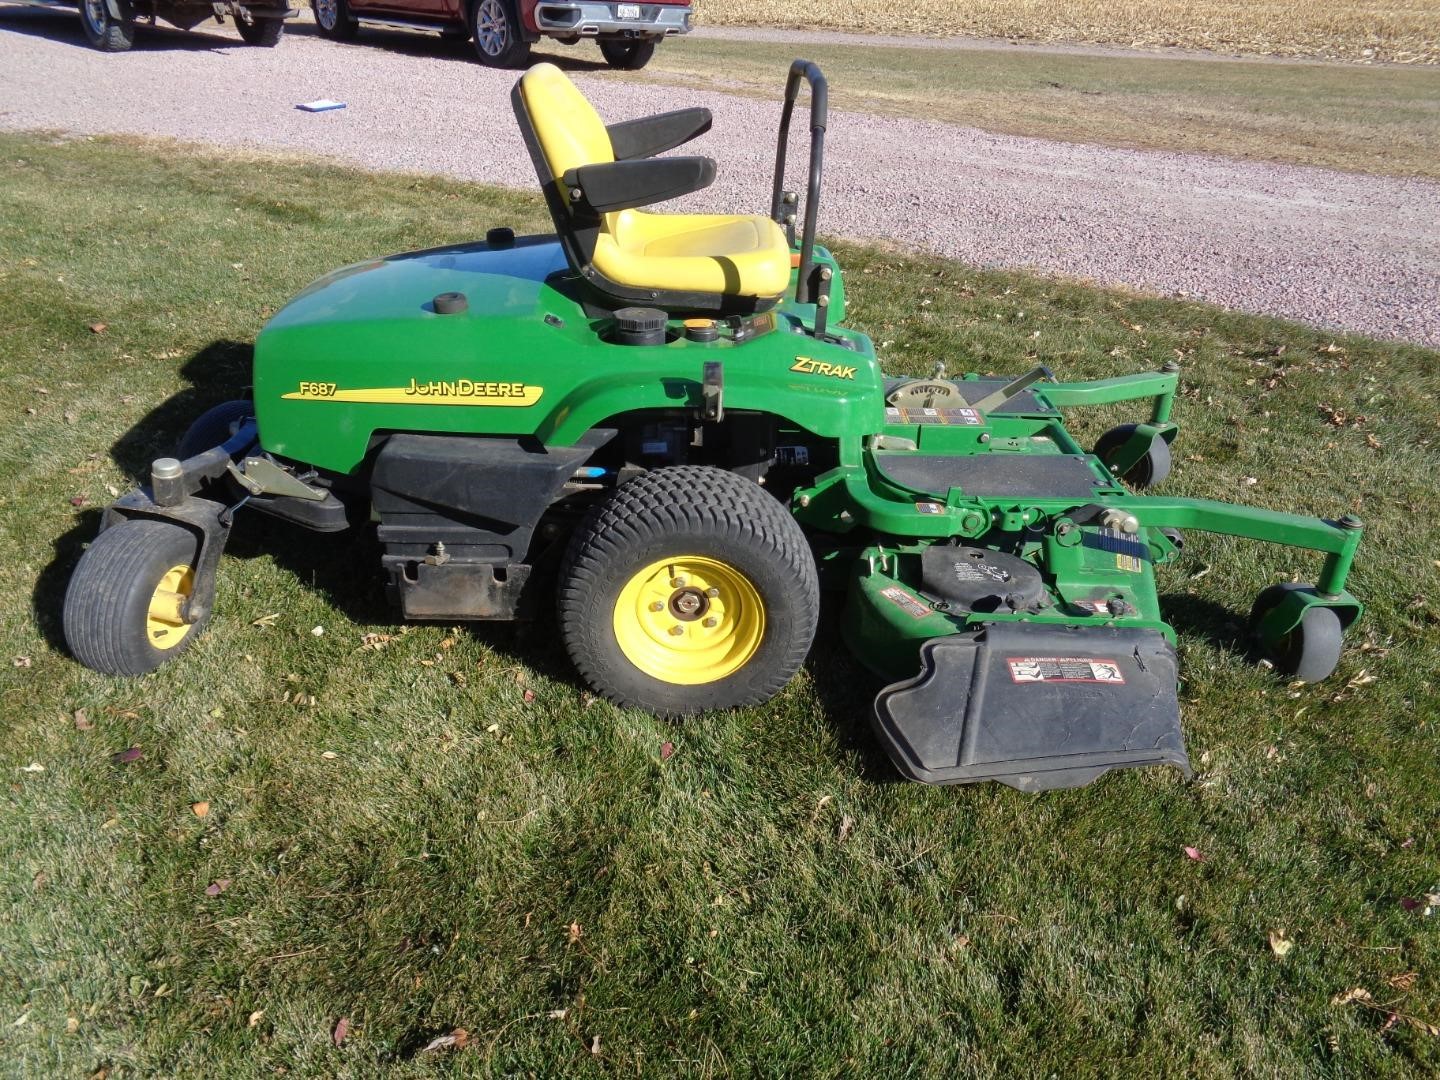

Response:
(769, 60), (828, 305)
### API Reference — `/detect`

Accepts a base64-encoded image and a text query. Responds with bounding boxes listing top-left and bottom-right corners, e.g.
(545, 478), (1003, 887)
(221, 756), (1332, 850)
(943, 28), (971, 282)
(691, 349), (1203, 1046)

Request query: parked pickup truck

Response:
(311, 0), (692, 69)
(13, 0), (295, 49)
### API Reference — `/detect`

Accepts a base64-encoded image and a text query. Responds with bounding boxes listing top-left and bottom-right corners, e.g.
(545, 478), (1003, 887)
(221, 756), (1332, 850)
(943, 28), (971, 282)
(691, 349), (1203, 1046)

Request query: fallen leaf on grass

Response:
(590, 1034), (601, 1055)
(419, 1028), (469, 1054)
(311, 625), (325, 637)
(20, 762), (44, 773)
(1183, 846), (1205, 862)
(568, 921), (582, 944)
(191, 801), (209, 818)
(69, 495), (87, 507)
(1332, 987), (1374, 1006)
(73, 709), (93, 731)
(12, 1012), (29, 1027)
(1388, 972), (1419, 992)
(837, 814), (855, 843)
(660, 741), (674, 761)
(321, 751), (337, 760)
(111, 746), (142, 765)
(205, 879), (231, 897)
(522, 688), (535, 703)
(547, 1008), (567, 1020)
(251, 613), (280, 628)
(332, 1017), (350, 1046)
(248, 1009), (265, 1029)
(65, 1017), (79, 1034)
(1268, 929), (1294, 957)
(13, 656), (32, 668)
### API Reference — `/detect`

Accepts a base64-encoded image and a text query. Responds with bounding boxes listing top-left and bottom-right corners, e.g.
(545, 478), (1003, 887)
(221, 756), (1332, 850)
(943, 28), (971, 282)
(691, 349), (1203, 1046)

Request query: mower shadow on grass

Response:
(1158, 592), (1248, 657)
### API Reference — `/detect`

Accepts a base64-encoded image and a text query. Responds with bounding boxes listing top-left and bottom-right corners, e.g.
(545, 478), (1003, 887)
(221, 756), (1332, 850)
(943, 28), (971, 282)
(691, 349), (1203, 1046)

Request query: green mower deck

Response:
(61, 61), (1364, 792)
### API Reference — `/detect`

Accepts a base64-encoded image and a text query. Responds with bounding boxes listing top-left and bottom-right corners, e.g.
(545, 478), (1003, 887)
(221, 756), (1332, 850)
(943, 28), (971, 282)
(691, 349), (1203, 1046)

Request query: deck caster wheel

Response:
(1160, 527), (1184, 552)
(64, 519), (209, 675)
(1249, 583), (1343, 684)
(558, 466), (819, 716)
(1095, 423), (1171, 490)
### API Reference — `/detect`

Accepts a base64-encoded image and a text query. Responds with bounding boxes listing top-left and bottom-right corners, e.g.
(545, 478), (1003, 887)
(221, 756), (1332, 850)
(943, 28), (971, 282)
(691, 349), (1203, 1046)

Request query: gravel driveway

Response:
(2, 10), (1437, 346)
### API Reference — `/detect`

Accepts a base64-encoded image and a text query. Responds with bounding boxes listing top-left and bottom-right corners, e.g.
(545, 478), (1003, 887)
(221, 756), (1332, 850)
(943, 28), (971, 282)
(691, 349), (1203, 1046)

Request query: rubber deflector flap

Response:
(872, 624), (1190, 792)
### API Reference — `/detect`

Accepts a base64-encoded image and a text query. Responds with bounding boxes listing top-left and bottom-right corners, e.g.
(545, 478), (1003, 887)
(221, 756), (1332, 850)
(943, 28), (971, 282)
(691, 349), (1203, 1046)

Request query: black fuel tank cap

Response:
(612, 307), (668, 346)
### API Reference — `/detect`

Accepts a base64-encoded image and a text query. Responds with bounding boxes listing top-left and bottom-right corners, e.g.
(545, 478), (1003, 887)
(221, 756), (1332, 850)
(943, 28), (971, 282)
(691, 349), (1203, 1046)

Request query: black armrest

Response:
(564, 156), (716, 214)
(605, 108), (713, 161)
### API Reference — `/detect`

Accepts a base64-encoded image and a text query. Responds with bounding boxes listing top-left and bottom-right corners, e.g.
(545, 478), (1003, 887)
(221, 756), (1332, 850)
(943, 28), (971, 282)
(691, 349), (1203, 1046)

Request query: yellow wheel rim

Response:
(146, 563), (194, 650)
(613, 555), (765, 685)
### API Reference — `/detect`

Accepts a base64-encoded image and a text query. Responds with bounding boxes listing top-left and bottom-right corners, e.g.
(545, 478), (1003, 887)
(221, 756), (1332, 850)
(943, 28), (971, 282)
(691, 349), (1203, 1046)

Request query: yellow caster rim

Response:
(146, 563), (195, 650)
(613, 555), (765, 685)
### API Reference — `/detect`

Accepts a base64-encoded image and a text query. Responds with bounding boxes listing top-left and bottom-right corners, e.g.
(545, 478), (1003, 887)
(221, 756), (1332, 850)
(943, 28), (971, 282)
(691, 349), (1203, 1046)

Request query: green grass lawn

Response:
(1, 132), (1439, 1077)
(650, 36), (1440, 180)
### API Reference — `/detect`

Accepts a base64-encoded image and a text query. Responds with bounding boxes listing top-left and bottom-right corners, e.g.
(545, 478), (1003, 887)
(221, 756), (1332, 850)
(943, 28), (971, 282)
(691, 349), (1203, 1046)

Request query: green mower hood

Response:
(252, 237), (883, 474)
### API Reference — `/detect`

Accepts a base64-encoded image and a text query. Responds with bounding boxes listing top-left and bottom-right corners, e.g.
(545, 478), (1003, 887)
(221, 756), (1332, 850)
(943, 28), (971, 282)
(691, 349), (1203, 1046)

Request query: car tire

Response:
(469, 0), (531, 69)
(78, 0), (135, 52)
(311, 0), (359, 40)
(599, 38), (655, 70)
(235, 15), (285, 46)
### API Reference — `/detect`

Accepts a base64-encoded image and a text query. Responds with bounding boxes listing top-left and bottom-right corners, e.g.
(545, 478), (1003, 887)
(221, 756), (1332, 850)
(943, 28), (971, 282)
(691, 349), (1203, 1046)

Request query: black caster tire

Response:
(1095, 423), (1171, 490)
(1249, 584), (1344, 684)
(64, 519), (209, 676)
(177, 400), (253, 461)
(558, 466), (819, 716)
(470, 0), (531, 68)
(78, 0), (135, 51)
(236, 15), (285, 45)
(599, 38), (655, 70)
(311, 0), (359, 40)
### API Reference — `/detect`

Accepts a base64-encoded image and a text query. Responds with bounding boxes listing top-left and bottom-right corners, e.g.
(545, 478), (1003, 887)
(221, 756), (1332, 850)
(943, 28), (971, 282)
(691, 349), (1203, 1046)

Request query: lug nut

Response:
(669, 625), (684, 636)
(649, 601), (664, 612)
(671, 576), (687, 588)
(705, 587), (719, 598)
(702, 617), (718, 628)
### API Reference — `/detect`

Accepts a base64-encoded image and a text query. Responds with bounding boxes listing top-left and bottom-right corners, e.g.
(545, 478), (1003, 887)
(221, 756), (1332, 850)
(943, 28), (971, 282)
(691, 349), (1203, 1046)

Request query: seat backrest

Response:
(518, 63), (614, 204)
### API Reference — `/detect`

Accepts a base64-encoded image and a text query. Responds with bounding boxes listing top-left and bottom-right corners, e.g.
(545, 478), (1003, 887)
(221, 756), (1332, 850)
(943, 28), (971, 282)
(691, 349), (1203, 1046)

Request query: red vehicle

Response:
(311, 0), (692, 69)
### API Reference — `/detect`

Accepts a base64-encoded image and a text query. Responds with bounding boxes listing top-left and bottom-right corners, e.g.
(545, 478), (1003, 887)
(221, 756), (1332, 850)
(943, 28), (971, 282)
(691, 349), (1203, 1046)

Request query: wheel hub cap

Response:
(147, 563), (194, 650)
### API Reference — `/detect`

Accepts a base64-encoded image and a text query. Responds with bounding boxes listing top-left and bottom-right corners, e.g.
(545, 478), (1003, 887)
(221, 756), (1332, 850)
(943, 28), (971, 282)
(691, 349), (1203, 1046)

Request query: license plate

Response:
(616, 3), (641, 18)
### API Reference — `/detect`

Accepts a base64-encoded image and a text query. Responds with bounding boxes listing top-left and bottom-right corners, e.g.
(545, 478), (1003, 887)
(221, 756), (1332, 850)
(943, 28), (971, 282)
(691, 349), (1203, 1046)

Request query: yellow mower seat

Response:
(517, 63), (791, 304)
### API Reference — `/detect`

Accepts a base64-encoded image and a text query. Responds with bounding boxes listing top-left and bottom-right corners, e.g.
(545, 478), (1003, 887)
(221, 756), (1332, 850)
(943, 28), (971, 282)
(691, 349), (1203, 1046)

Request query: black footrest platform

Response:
(872, 624), (1190, 792)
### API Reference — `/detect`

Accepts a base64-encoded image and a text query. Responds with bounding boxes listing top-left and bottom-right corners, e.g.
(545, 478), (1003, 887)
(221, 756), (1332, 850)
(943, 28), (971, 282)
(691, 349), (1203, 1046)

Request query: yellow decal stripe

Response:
(282, 381), (543, 407)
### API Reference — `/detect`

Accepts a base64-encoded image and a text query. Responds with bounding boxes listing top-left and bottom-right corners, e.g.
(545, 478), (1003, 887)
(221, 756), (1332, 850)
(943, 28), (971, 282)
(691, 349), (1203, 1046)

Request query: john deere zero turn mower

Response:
(62, 62), (1366, 790)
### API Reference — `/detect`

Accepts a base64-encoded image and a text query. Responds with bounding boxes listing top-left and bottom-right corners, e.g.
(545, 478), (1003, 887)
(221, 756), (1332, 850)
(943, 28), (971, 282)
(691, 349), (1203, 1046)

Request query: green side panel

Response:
(253, 238), (876, 474)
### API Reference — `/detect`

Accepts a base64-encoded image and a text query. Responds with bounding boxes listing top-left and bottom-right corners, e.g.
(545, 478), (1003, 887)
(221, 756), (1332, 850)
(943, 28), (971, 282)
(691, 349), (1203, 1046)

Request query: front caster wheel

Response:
(1249, 583), (1344, 684)
(1095, 423), (1171, 490)
(558, 466), (819, 716)
(64, 519), (208, 675)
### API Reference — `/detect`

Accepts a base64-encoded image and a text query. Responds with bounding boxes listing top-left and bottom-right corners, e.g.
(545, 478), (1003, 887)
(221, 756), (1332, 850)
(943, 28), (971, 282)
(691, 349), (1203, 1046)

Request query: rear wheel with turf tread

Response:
(236, 15), (285, 46)
(470, 0), (531, 68)
(64, 519), (208, 676)
(558, 466), (819, 716)
(311, 0), (358, 39)
(1249, 583), (1344, 683)
(1094, 423), (1171, 489)
(78, 0), (135, 51)
(599, 38), (655, 70)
